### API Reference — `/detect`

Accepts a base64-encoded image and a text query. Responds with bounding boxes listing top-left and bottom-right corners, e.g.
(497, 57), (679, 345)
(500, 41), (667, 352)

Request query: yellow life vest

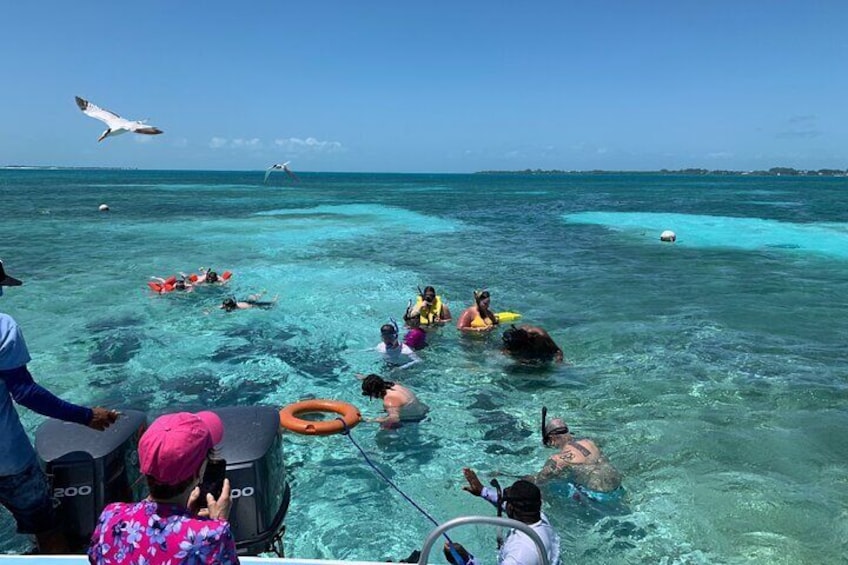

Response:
(414, 295), (444, 325)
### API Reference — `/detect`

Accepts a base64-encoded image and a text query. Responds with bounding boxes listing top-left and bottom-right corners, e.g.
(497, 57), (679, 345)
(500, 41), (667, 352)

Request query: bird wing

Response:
(132, 126), (163, 135)
(264, 167), (274, 183)
(283, 165), (299, 181)
(75, 96), (123, 126)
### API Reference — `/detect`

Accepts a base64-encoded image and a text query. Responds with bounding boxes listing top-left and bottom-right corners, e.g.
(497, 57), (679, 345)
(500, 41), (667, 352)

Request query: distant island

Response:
(2, 165), (137, 171)
(476, 167), (848, 177)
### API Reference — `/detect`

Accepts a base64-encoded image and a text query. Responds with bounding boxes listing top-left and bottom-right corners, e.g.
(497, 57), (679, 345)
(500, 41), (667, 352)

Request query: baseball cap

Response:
(138, 411), (224, 485)
(0, 260), (23, 286)
(503, 479), (542, 512)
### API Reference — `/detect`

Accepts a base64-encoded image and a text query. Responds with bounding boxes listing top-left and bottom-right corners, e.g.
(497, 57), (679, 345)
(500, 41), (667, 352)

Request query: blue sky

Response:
(2, 1), (846, 172)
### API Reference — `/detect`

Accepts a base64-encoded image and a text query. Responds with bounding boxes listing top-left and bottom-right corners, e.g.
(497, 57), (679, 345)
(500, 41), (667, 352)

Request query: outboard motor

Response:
(34, 405), (289, 556)
(205, 406), (290, 556)
(35, 409), (146, 551)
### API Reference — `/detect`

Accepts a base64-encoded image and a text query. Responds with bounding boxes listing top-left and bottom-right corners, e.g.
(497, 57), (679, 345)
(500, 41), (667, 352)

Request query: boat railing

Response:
(417, 515), (550, 565)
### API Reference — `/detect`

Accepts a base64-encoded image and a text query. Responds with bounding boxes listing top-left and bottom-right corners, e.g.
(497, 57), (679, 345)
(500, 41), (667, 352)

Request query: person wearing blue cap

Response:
(0, 259), (118, 553)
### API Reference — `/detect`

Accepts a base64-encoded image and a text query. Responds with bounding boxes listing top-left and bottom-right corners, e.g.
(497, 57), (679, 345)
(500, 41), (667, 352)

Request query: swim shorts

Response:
(566, 482), (625, 503)
(0, 457), (56, 534)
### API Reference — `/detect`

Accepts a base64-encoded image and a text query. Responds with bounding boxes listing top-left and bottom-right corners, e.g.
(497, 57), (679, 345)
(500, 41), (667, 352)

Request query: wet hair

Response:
(361, 374), (395, 398)
(503, 326), (559, 361)
(422, 285), (437, 301)
(474, 289), (491, 303)
(503, 326), (532, 350)
(175, 279), (186, 290)
(206, 271), (219, 283)
(222, 297), (237, 311)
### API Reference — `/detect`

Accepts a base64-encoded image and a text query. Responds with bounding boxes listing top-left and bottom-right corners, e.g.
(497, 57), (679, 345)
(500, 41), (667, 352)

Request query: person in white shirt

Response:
(375, 322), (421, 370)
(458, 468), (561, 565)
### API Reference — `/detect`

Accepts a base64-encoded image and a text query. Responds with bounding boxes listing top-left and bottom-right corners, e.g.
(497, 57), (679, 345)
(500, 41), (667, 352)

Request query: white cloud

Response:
(208, 137), (263, 150)
(274, 137), (344, 153)
(231, 138), (262, 148)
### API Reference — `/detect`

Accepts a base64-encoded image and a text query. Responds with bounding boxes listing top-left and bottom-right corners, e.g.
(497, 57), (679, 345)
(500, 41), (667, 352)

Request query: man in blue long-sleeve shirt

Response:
(0, 259), (118, 553)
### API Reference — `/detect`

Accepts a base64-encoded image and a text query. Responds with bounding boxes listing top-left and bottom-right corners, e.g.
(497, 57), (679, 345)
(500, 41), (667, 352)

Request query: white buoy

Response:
(99, 204), (110, 212)
(660, 230), (676, 242)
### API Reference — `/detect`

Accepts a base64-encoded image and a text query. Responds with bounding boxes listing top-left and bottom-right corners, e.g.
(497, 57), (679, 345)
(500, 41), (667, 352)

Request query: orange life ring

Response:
(279, 399), (361, 436)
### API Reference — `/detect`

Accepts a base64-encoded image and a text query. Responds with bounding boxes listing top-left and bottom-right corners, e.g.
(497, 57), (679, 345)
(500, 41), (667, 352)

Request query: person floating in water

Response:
(150, 276), (193, 293)
(359, 373), (429, 429)
(456, 290), (498, 333)
(375, 321), (421, 369)
(535, 407), (623, 503)
(194, 268), (229, 285)
(502, 325), (564, 364)
(220, 293), (278, 312)
(404, 285), (452, 327)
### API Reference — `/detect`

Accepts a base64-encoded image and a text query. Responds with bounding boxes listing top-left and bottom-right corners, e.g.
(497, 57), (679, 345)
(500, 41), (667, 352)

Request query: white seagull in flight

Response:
(75, 96), (164, 142)
(264, 161), (298, 183)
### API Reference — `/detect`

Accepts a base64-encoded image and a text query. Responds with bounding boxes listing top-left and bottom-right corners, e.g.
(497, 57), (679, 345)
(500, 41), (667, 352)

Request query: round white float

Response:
(99, 204), (110, 212)
(660, 230), (676, 242)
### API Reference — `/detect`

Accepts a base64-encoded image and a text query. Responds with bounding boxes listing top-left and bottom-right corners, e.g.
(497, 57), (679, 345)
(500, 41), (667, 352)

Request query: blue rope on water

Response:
(337, 418), (467, 565)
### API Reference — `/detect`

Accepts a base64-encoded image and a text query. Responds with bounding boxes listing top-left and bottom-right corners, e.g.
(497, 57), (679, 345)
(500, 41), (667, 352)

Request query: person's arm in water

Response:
(0, 366), (117, 429)
(396, 346), (421, 370)
(439, 302), (453, 322)
(375, 396), (403, 428)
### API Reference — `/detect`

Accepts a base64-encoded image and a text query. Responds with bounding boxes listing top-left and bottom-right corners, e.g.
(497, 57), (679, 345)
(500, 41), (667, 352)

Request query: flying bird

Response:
(264, 161), (298, 183)
(75, 96), (164, 142)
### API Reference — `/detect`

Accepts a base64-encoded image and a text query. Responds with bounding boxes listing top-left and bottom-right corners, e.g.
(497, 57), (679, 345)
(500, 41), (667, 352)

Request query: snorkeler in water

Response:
(502, 325), (564, 363)
(534, 407), (622, 503)
(220, 293), (278, 312)
(456, 290), (498, 332)
(375, 320), (421, 369)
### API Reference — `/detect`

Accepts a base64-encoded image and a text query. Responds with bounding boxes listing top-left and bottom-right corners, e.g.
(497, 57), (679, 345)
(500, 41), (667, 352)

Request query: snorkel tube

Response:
(490, 478), (504, 549)
(541, 406), (549, 445)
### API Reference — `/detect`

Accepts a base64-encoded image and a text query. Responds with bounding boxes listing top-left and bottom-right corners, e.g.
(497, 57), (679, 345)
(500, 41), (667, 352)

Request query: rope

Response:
(337, 418), (468, 565)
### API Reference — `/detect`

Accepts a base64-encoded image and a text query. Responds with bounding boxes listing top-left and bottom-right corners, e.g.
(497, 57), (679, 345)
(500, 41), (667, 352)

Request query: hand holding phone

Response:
(198, 459), (227, 509)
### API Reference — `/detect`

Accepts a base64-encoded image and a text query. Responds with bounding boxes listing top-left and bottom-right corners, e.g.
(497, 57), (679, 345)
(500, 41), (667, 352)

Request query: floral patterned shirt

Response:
(88, 500), (239, 565)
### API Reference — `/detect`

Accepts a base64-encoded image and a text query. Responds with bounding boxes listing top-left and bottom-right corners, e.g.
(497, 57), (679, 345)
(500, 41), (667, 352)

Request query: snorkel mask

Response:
(381, 318), (400, 341)
(541, 406), (569, 446)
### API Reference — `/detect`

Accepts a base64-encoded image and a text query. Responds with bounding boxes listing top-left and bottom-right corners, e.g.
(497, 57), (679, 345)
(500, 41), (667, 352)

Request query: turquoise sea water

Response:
(1, 170), (847, 563)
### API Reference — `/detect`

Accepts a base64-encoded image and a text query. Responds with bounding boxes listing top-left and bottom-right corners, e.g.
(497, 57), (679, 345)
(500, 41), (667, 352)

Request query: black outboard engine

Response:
(34, 405), (289, 556)
(35, 409), (147, 550)
(211, 405), (290, 556)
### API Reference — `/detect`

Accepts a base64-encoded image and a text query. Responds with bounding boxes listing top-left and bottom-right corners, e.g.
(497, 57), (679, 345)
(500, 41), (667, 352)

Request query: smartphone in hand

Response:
(198, 459), (227, 507)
